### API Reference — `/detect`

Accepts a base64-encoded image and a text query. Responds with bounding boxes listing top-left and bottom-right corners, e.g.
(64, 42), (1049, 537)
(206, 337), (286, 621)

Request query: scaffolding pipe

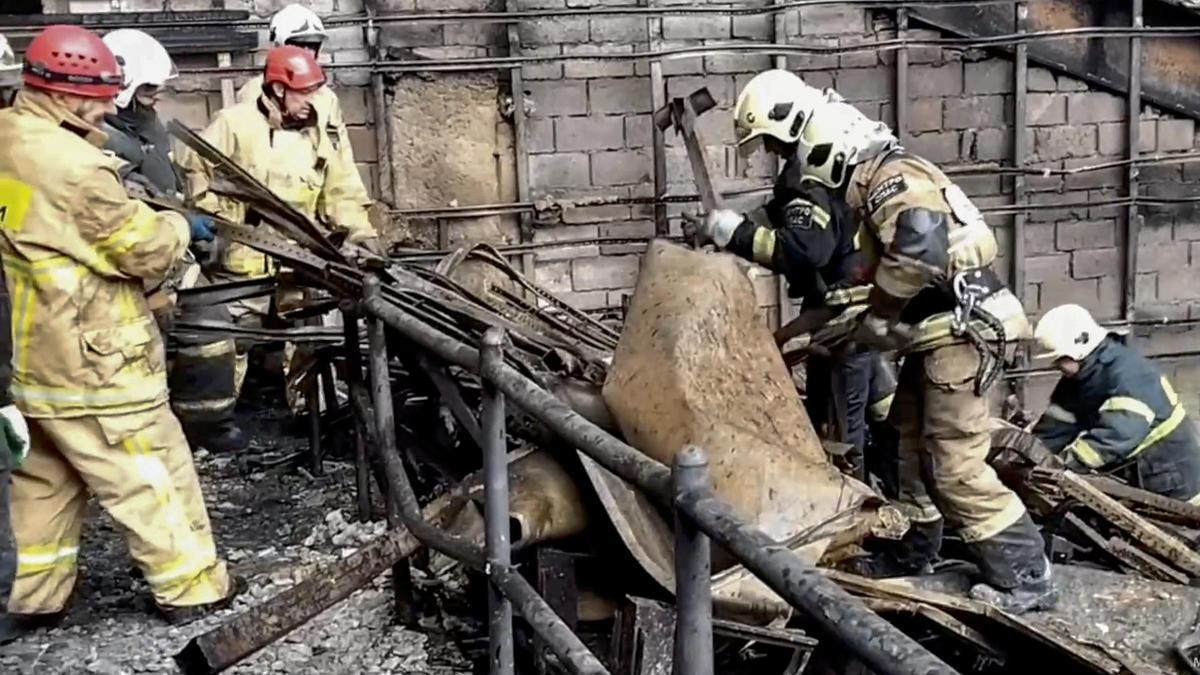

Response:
(482, 328), (516, 675)
(672, 447), (714, 675)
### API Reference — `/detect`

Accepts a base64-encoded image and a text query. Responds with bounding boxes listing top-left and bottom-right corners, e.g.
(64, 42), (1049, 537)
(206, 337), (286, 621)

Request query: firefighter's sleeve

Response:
(1032, 384), (1083, 454)
(1060, 382), (1157, 470)
(318, 119), (375, 242)
(864, 171), (953, 319)
(179, 113), (242, 223)
(727, 192), (838, 302)
(0, 259), (12, 407)
(73, 165), (189, 284)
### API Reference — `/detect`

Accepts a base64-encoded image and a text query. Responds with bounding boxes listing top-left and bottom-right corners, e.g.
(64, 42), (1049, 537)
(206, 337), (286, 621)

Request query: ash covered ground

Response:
(0, 373), (474, 675)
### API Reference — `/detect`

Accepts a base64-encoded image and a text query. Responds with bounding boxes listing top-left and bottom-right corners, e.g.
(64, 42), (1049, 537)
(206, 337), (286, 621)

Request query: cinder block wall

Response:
(39, 0), (1200, 414)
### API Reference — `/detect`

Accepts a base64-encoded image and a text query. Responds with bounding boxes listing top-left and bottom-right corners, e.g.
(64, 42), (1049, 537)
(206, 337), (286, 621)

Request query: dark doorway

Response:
(7, 0), (42, 13)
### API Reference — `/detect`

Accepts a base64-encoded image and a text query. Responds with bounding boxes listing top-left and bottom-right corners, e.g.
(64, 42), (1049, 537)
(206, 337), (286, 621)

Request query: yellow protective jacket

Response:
(0, 90), (190, 418)
(845, 149), (1030, 352)
(182, 94), (374, 277)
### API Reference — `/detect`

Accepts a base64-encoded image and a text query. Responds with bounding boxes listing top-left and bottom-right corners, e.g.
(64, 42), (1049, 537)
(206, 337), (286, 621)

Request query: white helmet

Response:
(795, 98), (898, 188)
(733, 69), (826, 155)
(1033, 304), (1108, 362)
(269, 4), (328, 48)
(0, 35), (20, 89)
(102, 29), (177, 109)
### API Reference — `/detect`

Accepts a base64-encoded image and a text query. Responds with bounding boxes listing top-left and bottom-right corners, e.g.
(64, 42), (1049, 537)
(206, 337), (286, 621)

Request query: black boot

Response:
(0, 611), (64, 645)
(847, 519), (942, 578)
(155, 575), (247, 626)
(966, 512), (1058, 614)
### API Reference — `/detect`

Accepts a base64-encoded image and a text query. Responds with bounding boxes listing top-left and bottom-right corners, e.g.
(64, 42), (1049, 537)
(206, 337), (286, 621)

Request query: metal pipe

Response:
(343, 308), (372, 521)
(307, 372), (323, 476)
(489, 564), (611, 675)
(482, 328), (515, 675)
(363, 279), (611, 674)
(672, 447), (714, 675)
(650, 23), (668, 237)
(1125, 0), (1144, 321)
(895, 8), (909, 144)
(471, 357), (954, 674)
(1011, 1), (1029, 407)
(674, 487), (957, 675)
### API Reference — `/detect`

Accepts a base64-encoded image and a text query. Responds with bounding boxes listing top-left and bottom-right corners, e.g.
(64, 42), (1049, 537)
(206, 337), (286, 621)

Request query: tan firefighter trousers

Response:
(6, 404), (231, 615)
(889, 342), (1027, 543)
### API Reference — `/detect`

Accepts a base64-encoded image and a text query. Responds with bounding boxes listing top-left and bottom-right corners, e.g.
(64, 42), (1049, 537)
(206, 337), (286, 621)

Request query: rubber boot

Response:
(0, 611), (64, 645)
(966, 512), (1058, 614)
(155, 576), (247, 626)
(847, 519), (942, 578)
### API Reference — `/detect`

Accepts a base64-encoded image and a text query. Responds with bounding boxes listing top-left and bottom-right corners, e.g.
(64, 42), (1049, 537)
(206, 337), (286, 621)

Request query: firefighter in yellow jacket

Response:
(0, 26), (236, 642)
(730, 70), (1055, 614)
(182, 45), (378, 409)
(236, 4), (369, 217)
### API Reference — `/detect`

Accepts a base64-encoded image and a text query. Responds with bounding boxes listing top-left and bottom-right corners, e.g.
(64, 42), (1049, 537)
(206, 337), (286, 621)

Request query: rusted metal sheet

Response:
(912, 0), (1200, 120)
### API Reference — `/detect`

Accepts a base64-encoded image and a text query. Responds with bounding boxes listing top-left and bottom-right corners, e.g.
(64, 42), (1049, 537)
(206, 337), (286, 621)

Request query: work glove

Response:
(187, 213), (216, 243)
(682, 209), (743, 248)
(0, 404), (29, 468)
(852, 312), (913, 352)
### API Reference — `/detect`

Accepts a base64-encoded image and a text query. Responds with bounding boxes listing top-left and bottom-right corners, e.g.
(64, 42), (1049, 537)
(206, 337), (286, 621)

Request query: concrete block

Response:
(1028, 190), (1090, 223)
(519, 17), (589, 45)
(1070, 247), (1120, 279)
(624, 114), (652, 148)
(1028, 67), (1057, 92)
(571, 255), (641, 290)
(964, 59), (1012, 94)
(909, 98), (943, 133)
(906, 130), (960, 164)
(1039, 277), (1100, 309)
(532, 225), (601, 261)
(157, 93), (210, 130)
(557, 290), (611, 311)
(1028, 93), (1066, 127)
(834, 67), (893, 102)
(591, 149), (653, 186)
(658, 40), (707, 76)
(705, 53), (775, 75)
(971, 127), (1014, 162)
(530, 153), (591, 190)
(1024, 254), (1071, 282)
(799, 5), (865, 35)
(380, 23), (444, 49)
(590, 16), (649, 43)
(1159, 118), (1197, 152)
(838, 36), (879, 69)
(943, 95), (1009, 130)
(339, 87), (372, 125)
(1137, 272), (1158, 303)
(599, 220), (656, 255)
(443, 21), (505, 48)
(909, 63), (963, 98)
(1066, 92), (1126, 125)
(732, 13), (773, 40)
(1137, 242), (1189, 272)
(1024, 222), (1056, 255)
(590, 77), (653, 114)
(1035, 125), (1098, 161)
(555, 115), (626, 151)
(1159, 265), (1200, 301)
(1141, 162), (1181, 183)
(1089, 189), (1125, 220)
(786, 38), (840, 71)
(1063, 159), (1124, 191)
(526, 80), (588, 116)
(1097, 120), (1156, 155)
(563, 44), (636, 79)
(528, 118), (555, 153)
(662, 15), (731, 40)
(1057, 73), (1089, 92)
(520, 45), (564, 81)
(535, 260), (573, 293)
(347, 126), (377, 160)
(1175, 219), (1200, 241)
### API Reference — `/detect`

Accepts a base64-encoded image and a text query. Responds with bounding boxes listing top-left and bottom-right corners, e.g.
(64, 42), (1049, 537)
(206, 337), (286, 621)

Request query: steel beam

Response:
(1125, 0), (1144, 321)
(482, 329), (515, 675)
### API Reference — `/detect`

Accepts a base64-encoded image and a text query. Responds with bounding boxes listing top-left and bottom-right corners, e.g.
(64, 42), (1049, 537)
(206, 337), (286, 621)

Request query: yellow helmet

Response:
(1033, 304), (1107, 361)
(733, 69), (825, 155)
(796, 98), (898, 188)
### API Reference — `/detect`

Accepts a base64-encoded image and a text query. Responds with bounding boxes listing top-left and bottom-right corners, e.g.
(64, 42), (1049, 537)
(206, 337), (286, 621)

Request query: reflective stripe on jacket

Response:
(1033, 336), (1200, 489)
(0, 91), (189, 418)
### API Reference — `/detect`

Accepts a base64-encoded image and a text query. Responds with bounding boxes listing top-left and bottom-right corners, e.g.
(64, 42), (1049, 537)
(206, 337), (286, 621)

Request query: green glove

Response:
(0, 404), (28, 468)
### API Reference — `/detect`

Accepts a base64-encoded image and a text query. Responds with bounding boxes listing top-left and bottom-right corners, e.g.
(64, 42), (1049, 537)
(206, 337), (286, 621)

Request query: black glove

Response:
(852, 312), (913, 352)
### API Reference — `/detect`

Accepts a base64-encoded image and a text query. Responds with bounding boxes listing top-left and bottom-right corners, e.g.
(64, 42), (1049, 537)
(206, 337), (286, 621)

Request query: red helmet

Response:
(23, 25), (123, 99)
(263, 45), (325, 93)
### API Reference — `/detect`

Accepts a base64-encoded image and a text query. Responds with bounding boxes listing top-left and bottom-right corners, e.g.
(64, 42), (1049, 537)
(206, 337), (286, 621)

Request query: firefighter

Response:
(182, 46), (379, 409)
(101, 29), (246, 453)
(0, 31), (28, 618)
(1032, 304), (1200, 500)
(725, 69), (1055, 613)
(236, 4), (369, 220)
(688, 71), (897, 482)
(0, 25), (237, 643)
